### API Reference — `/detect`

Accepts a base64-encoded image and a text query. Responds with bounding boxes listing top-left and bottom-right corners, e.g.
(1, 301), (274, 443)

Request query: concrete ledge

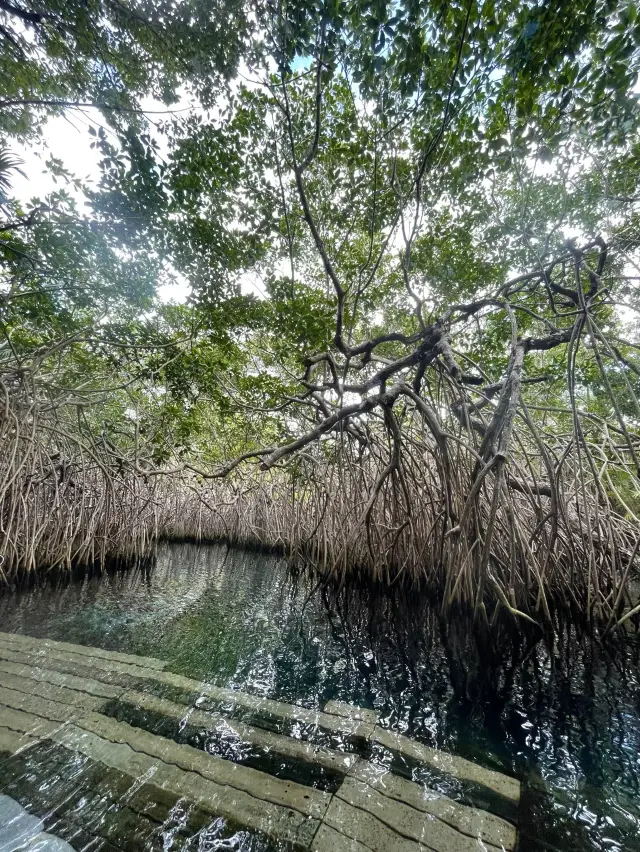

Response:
(0, 704), (320, 850)
(323, 701), (379, 726)
(0, 669), (357, 781)
(0, 660), (123, 701)
(312, 823), (372, 852)
(0, 674), (108, 714)
(0, 725), (41, 759)
(0, 631), (521, 852)
(349, 761), (516, 850)
(370, 728), (520, 805)
(337, 775), (511, 852)
(324, 794), (422, 852)
(0, 637), (520, 804)
(118, 687), (359, 777)
(0, 643), (374, 741)
(76, 712), (332, 820)
(0, 633), (165, 670)
(0, 696), (330, 821)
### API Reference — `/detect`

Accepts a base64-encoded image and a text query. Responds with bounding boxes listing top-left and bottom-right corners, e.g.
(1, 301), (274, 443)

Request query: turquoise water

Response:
(1, 542), (639, 851)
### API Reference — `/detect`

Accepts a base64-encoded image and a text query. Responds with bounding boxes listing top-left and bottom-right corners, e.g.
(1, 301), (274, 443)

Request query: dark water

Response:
(1, 543), (639, 851)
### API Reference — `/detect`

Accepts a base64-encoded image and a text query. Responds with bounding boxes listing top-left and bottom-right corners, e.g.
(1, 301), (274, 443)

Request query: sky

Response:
(9, 72), (278, 306)
(12, 112), (102, 202)
(11, 103), (192, 303)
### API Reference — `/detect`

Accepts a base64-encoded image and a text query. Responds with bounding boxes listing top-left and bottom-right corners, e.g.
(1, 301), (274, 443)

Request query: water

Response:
(0, 543), (639, 851)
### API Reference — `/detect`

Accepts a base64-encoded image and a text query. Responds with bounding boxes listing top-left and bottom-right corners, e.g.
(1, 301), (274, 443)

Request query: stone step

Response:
(113, 688), (358, 779)
(0, 705), (324, 850)
(348, 762), (516, 850)
(0, 735), (226, 852)
(0, 630), (521, 850)
(323, 701), (379, 726)
(335, 775), (512, 852)
(370, 727), (520, 805)
(0, 632), (165, 670)
(0, 668), (357, 784)
(0, 637), (373, 740)
(0, 691), (330, 820)
(0, 699), (516, 852)
(0, 636), (519, 807)
(0, 659), (123, 700)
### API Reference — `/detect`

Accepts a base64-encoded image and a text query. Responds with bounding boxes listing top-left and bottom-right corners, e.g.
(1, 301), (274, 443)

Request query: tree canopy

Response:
(2, 0), (640, 628)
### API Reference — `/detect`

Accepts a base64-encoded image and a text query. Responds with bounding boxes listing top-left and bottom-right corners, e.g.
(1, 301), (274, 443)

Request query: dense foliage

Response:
(2, 0), (640, 628)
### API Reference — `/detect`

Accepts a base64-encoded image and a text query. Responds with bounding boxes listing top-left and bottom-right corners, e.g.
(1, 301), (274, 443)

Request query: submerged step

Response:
(0, 734), (250, 852)
(114, 687), (358, 778)
(369, 728), (520, 805)
(0, 694), (330, 821)
(0, 632), (165, 671)
(0, 705), (324, 849)
(0, 724), (39, 761)
(0, 630), (520, 851)
(0, 638), (520, 802)
(323, 700), (379, 726)
(0, 641), (518, 805)
(0, 659), (123, 701)
(0, 667), (356, 789)
(336, 775), (514, 852)
(0, 638), (374, 740)
(348, 761), (515, 850)
(0, 711), (513, 852)
(0, 704), (516, 852)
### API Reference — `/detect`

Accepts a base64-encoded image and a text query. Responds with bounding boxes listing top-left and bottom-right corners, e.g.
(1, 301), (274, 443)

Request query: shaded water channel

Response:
(0, 543), (639, 851)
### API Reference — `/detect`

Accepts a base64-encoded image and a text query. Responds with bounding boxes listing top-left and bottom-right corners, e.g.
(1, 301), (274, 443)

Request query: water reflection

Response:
(0, 543), (639, 851)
